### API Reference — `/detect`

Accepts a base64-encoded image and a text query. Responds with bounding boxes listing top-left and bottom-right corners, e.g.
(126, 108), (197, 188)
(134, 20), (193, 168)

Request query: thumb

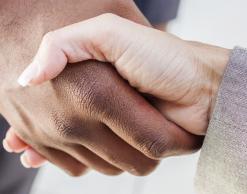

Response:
(17, 14), (140, 86)
(17, 29), (94, 86)
(17, 14), (115, 86)
(17, 36), (68, 86)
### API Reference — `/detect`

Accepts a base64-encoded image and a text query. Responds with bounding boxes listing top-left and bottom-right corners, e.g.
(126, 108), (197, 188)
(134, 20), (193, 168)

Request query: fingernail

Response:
(17, 64), (38, 87)
(20, 153), (31, 168)
(2, 139), (13, 153)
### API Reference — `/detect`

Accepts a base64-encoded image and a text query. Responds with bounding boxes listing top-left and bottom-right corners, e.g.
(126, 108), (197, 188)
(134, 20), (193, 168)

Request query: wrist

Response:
(188, 41), (231, 118)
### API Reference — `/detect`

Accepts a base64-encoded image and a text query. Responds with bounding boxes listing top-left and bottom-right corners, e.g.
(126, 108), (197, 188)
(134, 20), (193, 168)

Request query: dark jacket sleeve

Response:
(0, 116), (8, 150)
(134, 0), (180, 25)
(0, 116), (38, 194)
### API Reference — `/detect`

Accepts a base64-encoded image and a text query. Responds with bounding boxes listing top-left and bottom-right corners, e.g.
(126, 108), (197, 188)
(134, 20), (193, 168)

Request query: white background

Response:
(31, 1), (247, 194)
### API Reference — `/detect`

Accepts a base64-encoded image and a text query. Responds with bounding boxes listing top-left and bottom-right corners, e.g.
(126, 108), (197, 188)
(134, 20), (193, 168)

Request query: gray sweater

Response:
(195, 47), (247, 193)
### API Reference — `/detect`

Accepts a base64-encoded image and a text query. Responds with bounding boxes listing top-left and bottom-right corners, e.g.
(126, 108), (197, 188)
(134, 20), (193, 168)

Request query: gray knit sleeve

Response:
(195, 47), (247, 194)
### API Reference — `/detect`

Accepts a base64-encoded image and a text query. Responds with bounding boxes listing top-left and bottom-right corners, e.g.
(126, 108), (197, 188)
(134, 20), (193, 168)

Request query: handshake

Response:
(1, 2), (229, 177)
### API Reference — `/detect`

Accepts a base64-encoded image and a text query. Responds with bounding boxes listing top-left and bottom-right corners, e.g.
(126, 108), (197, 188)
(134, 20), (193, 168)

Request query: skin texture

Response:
(0, 0), (202, 176)
(8, 14), (230, 168)
(17, 14), (230, 135)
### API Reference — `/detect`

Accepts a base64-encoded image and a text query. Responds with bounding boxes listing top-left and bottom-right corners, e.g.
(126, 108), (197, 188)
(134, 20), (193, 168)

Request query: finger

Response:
(33, 146), (88, 177)
(90, 64), (203, 160)
(20, 148), (47, 168)
(104, 94), (203, 160)
(9, 128), (89, 176)
(3, 128), (28, 153)
(10, 127), (113, 176)
(65, 145), (123, 176)
(73, 123), (158, 176)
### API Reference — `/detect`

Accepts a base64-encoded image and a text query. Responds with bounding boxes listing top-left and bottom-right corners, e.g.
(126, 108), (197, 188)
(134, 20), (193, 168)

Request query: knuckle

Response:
(146, 137), (170, 159)
(80, 79), (106, 113)
(86, 83), (115, 117)
(53, 117), (74, 139)
(53, 63), (119, 119)
(42, 31), (57, 48)
(68, 64), (117, 117)
(51, 113), (89, 141)
(56, 124), (74, 140)
(135, 132), (172, 159)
